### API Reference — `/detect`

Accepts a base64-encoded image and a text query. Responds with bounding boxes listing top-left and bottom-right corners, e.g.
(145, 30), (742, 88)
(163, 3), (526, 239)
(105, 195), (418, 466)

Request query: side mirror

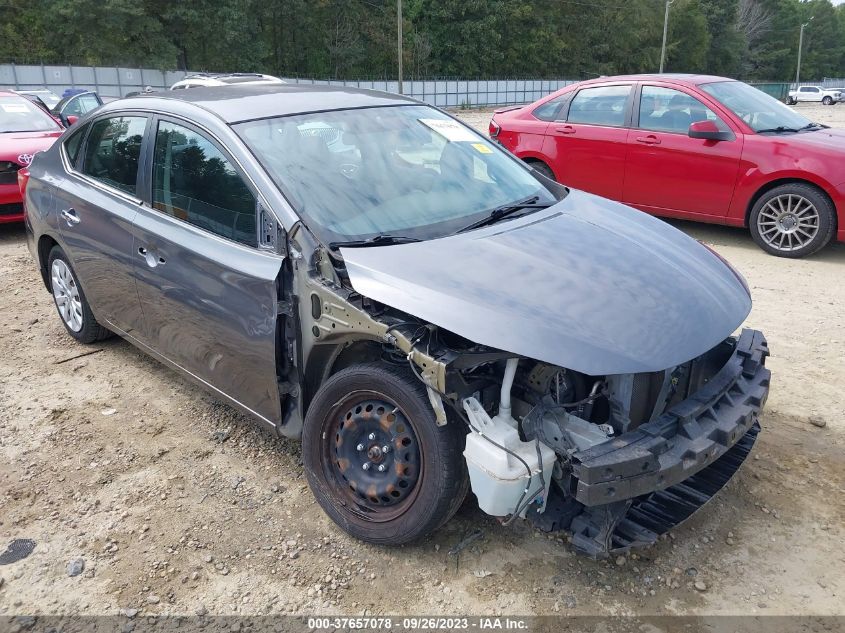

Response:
(65, 115), (79, 127)
(688, 120), (733, 141)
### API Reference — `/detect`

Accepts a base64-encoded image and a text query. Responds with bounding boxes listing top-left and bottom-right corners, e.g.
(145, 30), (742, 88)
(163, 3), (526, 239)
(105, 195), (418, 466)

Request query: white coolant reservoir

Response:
(462, 397), (555, 518)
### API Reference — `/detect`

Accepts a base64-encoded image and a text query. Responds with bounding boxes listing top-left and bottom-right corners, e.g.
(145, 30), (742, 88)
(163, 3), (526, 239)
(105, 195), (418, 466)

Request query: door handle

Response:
(635, 135), (661, 145)
(60, 208), (80, 226)
(555, 125), (576, 135)
(138, 246), (166, 268)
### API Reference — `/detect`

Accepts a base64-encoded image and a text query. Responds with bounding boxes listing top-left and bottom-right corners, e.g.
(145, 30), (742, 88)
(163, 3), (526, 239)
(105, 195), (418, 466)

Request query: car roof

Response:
(576, 73), (734, 87)
(108, 84), (419, 124)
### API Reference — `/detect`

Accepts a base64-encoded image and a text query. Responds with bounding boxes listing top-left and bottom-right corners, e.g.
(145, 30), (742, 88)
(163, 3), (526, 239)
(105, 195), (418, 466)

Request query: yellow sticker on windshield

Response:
(472, 143), (493, 154)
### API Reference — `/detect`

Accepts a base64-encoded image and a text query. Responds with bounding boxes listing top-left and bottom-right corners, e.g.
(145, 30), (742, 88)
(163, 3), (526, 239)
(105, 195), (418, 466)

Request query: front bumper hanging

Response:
(532, 329), (770, 558)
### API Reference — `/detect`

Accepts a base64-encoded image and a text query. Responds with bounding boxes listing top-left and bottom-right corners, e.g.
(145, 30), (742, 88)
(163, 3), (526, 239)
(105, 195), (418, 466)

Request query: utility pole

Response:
(796, 16), (813, 86)
(659, 0), (674, 74)
(397, 0), (403, 94)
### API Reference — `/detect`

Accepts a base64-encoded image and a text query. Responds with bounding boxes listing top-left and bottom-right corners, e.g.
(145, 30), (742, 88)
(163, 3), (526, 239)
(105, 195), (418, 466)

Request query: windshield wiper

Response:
(329, 234), (422, 249)
(756, 126), (800, 134)
(456, 196), (553, 234)
(799, 122), (826, 130)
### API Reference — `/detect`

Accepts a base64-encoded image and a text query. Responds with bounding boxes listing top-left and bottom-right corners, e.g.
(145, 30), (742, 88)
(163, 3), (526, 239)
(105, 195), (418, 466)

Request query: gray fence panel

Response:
(141, 68), (165, 87)
(71, 66), (96, 84)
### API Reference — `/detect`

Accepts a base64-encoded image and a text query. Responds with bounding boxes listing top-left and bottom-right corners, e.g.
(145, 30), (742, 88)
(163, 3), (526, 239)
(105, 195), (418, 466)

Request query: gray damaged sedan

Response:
(24, 85), (770, 556)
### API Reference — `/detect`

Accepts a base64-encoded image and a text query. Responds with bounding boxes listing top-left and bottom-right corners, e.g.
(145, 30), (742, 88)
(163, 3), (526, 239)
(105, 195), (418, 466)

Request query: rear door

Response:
(54, 113), (148, 335)
(540, 83), (633, 200)
(132, 116), (284, 425)
(798, 86), (822, 102)
(622, 84), (742, 220)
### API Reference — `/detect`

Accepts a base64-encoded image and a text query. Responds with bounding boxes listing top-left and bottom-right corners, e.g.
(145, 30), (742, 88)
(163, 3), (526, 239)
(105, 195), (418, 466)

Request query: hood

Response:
(341, 190), (752, 375)
(781, 127), (845, 152)
(0, 130), (63, 163)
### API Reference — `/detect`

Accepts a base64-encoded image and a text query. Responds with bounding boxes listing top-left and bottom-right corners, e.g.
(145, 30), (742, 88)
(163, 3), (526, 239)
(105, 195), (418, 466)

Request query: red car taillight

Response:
(489, 119), (501, 138)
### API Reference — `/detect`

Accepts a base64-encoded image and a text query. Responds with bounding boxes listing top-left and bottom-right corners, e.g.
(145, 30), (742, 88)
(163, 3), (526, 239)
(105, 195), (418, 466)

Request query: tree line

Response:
(2, 0), (844, 81)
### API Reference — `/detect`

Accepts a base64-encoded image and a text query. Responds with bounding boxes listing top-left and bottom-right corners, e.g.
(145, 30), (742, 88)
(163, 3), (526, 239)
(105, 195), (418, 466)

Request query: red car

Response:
(491, 74), (845, 258)
(0, 91), (64, 224)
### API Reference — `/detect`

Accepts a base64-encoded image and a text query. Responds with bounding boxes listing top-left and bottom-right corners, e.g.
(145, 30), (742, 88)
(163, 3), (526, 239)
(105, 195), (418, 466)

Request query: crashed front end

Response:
(299, 193), (771, 556)
(520, 329), (769, 556)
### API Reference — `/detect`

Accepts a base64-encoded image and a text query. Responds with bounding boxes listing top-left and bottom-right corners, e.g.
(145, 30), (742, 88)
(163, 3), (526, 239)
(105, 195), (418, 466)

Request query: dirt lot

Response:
(0, 104), (844, 620)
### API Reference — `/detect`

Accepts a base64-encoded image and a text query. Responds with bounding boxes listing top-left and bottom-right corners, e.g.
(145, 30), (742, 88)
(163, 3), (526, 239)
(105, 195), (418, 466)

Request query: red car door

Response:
(540, 84), (633, 200)
(623, 84), (743, 221)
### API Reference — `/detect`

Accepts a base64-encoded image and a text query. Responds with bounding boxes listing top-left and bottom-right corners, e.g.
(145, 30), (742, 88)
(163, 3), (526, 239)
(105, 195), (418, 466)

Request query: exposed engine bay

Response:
(282, 231), (771, 557)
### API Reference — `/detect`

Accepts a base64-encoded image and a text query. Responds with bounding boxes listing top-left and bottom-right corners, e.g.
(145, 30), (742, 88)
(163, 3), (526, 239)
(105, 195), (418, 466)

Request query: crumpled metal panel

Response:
(341, 190), (751, 375)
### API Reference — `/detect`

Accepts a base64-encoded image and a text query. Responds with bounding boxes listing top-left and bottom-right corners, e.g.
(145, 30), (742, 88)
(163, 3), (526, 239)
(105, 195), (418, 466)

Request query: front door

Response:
(54, 114), (148, 335)
(540, 83), (633, 200)
(623, 84), (742, 220)
(132, 117), (284, 425)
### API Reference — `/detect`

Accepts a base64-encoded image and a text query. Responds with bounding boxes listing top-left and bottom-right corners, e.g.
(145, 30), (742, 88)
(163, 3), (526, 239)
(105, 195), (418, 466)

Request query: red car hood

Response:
(0, 130), (63, 163)
(780, 127), (845, 152)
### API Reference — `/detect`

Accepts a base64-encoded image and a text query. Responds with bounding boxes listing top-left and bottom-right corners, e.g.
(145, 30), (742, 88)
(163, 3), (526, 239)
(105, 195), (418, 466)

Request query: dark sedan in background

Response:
(22, 85), (769, 557)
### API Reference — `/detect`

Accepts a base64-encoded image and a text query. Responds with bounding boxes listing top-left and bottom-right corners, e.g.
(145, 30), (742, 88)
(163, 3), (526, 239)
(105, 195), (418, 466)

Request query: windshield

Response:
(700, 81), (813, 133)
(235, 105), (555, 243)
(0, 95), (61, 133)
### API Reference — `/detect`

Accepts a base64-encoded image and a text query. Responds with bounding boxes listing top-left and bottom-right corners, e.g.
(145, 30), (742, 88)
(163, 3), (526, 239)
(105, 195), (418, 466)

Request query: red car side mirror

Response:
(65, 115), (79, 126)
(688, 120), (733, 142)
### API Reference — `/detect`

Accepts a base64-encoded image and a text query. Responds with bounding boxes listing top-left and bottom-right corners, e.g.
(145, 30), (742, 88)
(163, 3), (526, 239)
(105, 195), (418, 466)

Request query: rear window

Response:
(533, 95), (568, 121)
(81, 116), (147, 194)
(567, 85), (631, 127)
(64, 124), (88, 168)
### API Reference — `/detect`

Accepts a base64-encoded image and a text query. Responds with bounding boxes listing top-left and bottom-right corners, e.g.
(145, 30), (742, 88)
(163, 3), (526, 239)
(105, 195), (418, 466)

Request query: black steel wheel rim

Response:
(324, 392), (422, 522)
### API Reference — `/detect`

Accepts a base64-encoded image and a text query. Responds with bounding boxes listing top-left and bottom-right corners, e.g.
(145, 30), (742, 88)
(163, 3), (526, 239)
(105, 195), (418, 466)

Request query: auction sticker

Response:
(471, 142), (493, 154)
(2, 103), (29, 113)
(419, 118), (478, 142)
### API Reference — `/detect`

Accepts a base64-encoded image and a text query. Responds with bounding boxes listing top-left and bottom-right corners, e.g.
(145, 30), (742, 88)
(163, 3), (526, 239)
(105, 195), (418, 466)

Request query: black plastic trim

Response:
(571, 329), (769, 506)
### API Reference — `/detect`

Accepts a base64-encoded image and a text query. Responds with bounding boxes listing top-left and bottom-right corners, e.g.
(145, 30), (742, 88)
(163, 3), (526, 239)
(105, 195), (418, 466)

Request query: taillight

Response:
(18, 167), (30, 197)
(489, 119), (501, 138)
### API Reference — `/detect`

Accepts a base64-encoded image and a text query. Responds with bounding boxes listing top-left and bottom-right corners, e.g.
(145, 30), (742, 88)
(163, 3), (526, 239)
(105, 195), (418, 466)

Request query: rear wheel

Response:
(302, 363), (469, 545)
(48, 246), (112, 343)
(749, 183), (835, 258)
(527, 160), (556, 181)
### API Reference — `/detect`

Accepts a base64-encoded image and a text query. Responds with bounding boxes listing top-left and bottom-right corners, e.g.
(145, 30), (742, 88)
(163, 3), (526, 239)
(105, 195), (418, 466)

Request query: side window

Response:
(81, 116), (147, 194)
(533, 94), (569, 121)
(566, 85), (631, 127)
(152, 120), (257, 247)
(638, 86), (730, 134)
(71, 94), (100, 116)
(64, 124), (88, 168)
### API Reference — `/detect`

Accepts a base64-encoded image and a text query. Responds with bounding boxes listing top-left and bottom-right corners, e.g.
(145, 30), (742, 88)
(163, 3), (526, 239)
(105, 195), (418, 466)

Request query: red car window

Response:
(567, 85), (631, 127)
(638, 86), (730, 135)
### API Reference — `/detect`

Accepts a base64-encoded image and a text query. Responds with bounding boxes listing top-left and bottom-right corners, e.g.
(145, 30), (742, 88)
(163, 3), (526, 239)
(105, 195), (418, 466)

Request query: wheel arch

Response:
(521, 156), (557, 179)
(303, 339), (384, 411)
(745, 177), (838, 232)
(36, 233), (60, 291)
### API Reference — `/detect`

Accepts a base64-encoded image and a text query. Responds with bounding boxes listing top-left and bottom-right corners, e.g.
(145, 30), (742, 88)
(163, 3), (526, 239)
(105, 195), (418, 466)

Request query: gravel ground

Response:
(0, 103), (843, 619)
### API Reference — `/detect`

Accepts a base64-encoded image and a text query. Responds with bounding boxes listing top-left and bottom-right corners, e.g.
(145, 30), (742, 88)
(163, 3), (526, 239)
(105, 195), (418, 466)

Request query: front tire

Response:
(823, 96), (834, 105)
(48, 246), (112, 343)
(302, 363), (469, 545)
(749, 183), (835, 258)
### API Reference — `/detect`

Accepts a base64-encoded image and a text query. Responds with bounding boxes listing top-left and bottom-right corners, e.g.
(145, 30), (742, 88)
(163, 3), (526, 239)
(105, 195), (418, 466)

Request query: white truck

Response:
(786, 85), (843, 105)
